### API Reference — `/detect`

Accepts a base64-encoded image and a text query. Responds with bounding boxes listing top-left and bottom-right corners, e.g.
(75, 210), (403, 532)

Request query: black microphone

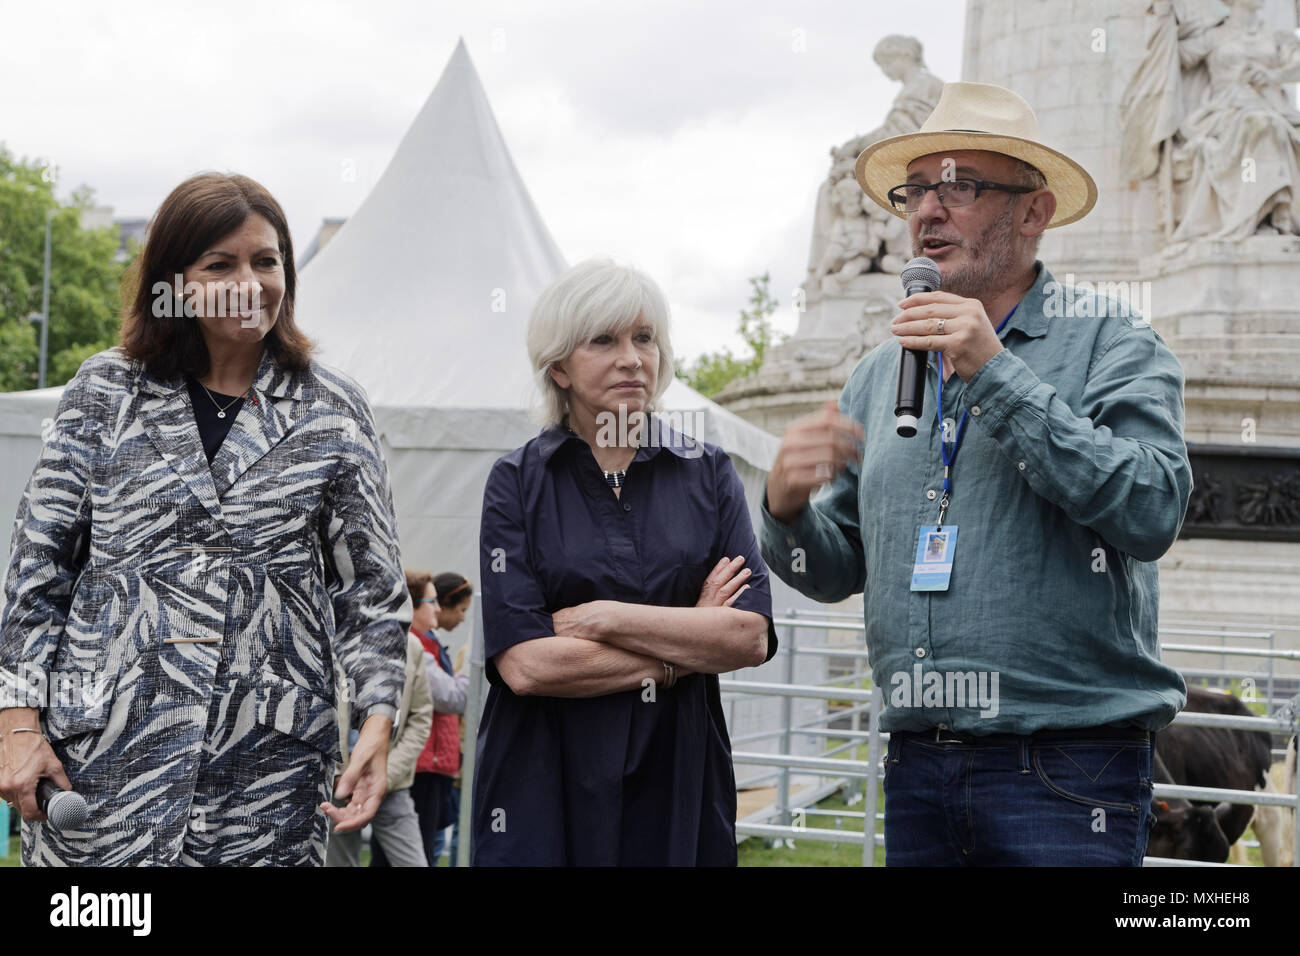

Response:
(895, 257), (941, 437)
(37, 778), (89, 830)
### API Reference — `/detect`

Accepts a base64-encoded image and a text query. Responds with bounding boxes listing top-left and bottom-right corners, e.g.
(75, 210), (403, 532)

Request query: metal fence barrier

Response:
(456, 600), (1300, 867)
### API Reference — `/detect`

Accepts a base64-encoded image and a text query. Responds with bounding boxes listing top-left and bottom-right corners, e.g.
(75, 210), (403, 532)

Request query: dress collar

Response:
(535, 412), (701, 464)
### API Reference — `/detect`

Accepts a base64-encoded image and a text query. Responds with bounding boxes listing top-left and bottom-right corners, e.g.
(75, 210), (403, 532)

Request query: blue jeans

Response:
(883, 730), (1155, 866)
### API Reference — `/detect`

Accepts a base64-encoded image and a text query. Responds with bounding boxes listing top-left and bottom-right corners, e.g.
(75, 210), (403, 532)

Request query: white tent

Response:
(296, 39), (803, 605)
(0, 40), (835, 784)
(296, 42), (833, 777)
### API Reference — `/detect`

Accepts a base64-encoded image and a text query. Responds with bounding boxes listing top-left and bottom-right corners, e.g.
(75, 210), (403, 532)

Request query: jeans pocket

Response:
(1032, 743), (1145, 812)
(882, 736), (899, 791)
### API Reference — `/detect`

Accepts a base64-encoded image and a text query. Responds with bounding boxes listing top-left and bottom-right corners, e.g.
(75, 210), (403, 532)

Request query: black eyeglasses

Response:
(887, 178), (1035, 214)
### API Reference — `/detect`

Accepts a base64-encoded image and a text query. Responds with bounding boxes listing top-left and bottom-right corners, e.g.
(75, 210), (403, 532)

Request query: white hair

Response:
(527, 257), (675, 428)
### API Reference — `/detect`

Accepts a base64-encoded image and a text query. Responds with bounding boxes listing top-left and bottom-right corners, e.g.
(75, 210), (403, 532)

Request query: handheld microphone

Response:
(895, 257), (941, 437)
(37, 778), (89, 830)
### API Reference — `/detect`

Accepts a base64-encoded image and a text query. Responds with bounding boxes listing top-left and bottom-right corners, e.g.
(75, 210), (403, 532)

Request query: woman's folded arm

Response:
(494, 636), (690, 698)
(556, 602), (768, 674)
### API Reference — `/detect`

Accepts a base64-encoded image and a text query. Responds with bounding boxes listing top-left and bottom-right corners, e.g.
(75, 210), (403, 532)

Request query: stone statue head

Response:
(873, 35), (923, 81)
(831, 176), (866, 216)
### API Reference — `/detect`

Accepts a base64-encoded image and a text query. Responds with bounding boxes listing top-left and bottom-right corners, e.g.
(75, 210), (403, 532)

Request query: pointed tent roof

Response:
(298, 39), (566, 411)
(298, 39), (777, 469)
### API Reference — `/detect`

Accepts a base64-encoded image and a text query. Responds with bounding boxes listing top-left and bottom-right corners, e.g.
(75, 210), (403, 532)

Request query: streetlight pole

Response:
(38, 208), (52, 389)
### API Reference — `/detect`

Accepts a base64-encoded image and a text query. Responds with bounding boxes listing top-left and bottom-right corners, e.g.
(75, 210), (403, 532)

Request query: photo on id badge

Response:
(911, 525), (957, 591)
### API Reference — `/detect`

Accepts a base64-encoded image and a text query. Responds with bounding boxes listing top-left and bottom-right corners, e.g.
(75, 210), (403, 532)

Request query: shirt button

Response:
(971, 405), (981, 416)
(914, 647), (926, 659)
(926, 490), (937, 500)
(1017, 461), (1026, 471)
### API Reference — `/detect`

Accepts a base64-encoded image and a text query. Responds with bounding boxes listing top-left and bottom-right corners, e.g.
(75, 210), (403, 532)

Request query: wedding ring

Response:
(937, 318), (945, 334)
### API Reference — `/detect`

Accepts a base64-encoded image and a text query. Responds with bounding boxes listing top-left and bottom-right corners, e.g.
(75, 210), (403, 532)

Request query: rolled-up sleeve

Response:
(320, 397), (410, 729)
(478, 458), (554, 688)
(714, 454), (779, 664)
(1, 363), (98, 710)
(962, 323), (1192, 562)
(758, 376), (867, 604)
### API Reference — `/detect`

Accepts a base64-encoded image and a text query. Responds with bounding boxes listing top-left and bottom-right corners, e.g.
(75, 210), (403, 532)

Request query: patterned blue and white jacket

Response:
(0, 346), (411, 865)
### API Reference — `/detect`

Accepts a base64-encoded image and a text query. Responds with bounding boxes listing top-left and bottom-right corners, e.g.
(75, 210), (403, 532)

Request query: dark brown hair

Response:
(434, 572), (473, 609)
(119, 172), (314, 378)
(405, 569), (435, 606)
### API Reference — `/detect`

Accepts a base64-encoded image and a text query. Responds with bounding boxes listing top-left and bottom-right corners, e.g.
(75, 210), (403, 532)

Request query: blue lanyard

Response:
(935, 306), (1018, 505)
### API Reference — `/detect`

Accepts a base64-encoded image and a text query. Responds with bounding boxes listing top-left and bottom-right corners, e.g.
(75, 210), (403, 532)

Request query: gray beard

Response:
(930, 202), (1020, 300)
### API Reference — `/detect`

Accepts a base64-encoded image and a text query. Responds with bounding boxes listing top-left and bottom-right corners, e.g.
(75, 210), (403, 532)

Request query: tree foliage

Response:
(675, 272), (787, 397)
(0, 147), (132, 391)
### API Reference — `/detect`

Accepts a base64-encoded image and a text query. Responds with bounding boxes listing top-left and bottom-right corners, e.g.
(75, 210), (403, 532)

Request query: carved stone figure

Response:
(805, 35), (943, 297)
(1121, 0), (1300, 242)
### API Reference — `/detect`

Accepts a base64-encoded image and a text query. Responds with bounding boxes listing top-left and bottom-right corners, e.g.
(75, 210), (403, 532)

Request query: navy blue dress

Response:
(472, 422), (778, 866)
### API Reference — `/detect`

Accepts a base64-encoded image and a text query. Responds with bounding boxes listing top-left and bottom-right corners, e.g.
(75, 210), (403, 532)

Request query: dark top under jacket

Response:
(472, 421), (779, 866)
(185, 375), (244, 463)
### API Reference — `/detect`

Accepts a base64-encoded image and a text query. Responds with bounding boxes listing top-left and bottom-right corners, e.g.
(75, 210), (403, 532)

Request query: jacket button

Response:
(623, 503), (631, 512)
(971, 405), (981, 416)
(915, 647), (927, 659)
(1018, 461), (1026, 471)
(926, 490), (937, 500)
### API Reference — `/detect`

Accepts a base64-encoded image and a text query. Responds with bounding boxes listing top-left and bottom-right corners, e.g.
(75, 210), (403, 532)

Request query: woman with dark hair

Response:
(0, 172), (411, 866)
(374, 571), (471, 867)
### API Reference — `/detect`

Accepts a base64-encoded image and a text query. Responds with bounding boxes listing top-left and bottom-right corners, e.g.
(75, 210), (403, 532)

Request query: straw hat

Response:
(855, 82), (1097, 228)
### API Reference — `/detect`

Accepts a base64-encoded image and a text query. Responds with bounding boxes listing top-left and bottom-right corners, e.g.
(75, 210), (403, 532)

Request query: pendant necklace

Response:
(199, 380), (246, 419)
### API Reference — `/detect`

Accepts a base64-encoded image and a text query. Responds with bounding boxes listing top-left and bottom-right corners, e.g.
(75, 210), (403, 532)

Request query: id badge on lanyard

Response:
(910, 306), (1016, 592)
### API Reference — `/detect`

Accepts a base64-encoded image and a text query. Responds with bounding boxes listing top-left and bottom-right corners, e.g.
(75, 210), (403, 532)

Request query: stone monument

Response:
(714, 35), (944, 434)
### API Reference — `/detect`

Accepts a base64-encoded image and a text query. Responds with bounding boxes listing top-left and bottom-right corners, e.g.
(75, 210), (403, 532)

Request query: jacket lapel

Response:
(137, 373), (225, 524)
(208, 349), (309, 499)
(137, 349), (310, 516)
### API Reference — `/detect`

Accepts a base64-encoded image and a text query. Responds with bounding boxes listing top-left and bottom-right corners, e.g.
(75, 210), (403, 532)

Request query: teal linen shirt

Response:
(759, 262), (1190, 735)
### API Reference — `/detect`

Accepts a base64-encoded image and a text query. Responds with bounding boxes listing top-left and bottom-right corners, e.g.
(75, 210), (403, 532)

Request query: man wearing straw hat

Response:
(760, 82), (1191, 866)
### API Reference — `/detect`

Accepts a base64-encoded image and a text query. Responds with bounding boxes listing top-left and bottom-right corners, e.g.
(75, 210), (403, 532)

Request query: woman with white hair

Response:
(472, 258), (779, 866)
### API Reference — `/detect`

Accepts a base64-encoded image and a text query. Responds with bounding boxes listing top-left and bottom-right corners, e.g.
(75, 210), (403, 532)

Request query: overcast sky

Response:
(0, 0), (967, 361)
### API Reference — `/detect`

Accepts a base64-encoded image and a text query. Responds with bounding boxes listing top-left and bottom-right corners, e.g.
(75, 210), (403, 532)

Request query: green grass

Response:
(739, 734), (888, 867)
(739, 784), (887, 866)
